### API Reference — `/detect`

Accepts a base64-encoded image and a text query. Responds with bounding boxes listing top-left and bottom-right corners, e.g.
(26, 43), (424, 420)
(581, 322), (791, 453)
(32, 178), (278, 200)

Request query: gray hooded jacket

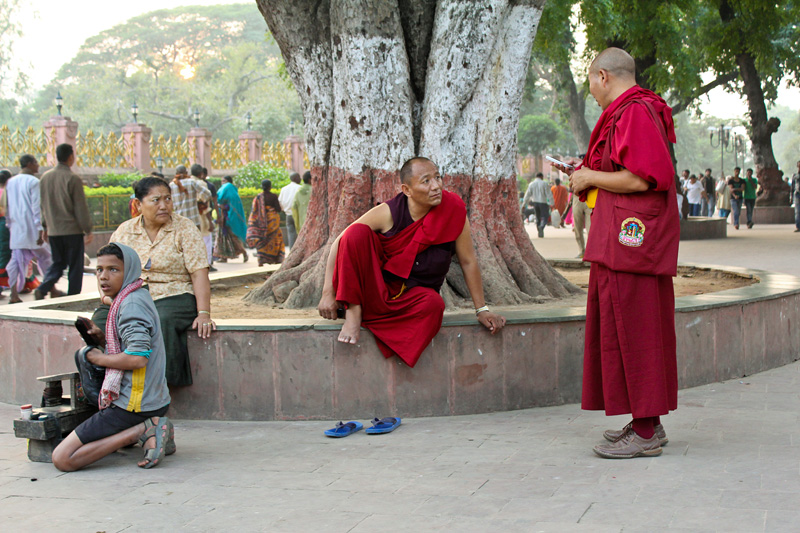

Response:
(111, 242), (171, 412)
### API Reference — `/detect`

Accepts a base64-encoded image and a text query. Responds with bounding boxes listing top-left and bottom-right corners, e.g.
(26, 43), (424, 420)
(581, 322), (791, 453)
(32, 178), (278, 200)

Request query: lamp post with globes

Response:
(131, 100), (138, 124)
(55, 91), (63, 116)
(193, 108), (200, 128)
(708, 124), (734, 177)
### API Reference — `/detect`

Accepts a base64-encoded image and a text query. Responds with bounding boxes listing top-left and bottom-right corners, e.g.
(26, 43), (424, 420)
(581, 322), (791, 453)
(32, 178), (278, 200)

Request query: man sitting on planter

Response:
(317, 157), (505, 368)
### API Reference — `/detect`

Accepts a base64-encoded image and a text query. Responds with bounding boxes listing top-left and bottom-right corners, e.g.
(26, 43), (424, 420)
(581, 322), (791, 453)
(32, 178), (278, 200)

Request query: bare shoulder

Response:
(353, 202), (393, 234)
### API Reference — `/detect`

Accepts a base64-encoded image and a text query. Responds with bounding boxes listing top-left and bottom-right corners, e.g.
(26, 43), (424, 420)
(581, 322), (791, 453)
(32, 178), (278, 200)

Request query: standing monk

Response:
(555, 48), (680, 459)
(318, 157), (506, 368)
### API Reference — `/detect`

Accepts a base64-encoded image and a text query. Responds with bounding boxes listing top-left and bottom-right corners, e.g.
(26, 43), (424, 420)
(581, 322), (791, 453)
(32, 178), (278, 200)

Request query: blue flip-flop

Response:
(365, 417), (401, 435)
(324, 421), (363, 438)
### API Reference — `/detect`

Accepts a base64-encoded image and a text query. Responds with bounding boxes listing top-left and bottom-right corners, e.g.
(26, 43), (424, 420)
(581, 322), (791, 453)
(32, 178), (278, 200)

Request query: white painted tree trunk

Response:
(250, 0), (578, 308)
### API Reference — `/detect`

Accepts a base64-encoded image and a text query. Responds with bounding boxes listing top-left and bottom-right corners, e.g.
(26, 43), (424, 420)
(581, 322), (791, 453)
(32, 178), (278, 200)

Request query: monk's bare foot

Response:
(338, 304), (362, 344)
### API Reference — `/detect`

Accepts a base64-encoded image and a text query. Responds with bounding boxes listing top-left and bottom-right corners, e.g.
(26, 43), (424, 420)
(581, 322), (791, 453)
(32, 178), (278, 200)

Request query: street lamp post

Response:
(55, 91), (63, 116)
(708, 124), (734, 177)
(131, 100), (138, 124)
(245, 112), (252, 131)
(193, 108), (200, 128)
(156, 155), (164, 174)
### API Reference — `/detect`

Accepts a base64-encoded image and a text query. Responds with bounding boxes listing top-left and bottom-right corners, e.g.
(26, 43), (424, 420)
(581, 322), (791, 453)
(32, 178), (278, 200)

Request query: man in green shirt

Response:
(743, 168), (758, 229)
(291, 171), (312, 234)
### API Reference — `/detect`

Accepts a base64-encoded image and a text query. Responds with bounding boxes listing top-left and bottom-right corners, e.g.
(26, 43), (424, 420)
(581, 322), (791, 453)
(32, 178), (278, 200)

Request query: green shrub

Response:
(97, 171), (145, 188)
(84, 186), (133, 196)
(234, 162), (290, 190)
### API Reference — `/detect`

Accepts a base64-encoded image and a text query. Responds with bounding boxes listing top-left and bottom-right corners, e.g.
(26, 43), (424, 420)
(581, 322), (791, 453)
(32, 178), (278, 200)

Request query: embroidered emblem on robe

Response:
(618, 217), (645, 247)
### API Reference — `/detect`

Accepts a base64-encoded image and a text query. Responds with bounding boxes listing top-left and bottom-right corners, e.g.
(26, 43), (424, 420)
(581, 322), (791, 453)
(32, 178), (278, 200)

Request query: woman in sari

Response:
(0, 169), (41, 300)
(247, 179), (284, 266)
(213, 176), (248, 263)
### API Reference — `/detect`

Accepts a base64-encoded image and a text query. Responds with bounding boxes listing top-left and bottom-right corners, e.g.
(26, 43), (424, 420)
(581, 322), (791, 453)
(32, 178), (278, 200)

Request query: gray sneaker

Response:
(603, 422), (668, 446)
(593, 430), (662, 459)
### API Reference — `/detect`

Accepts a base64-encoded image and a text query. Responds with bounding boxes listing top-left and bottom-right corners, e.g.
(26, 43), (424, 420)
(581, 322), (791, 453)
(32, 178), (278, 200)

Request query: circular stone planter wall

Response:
(1, 262), (798, 421)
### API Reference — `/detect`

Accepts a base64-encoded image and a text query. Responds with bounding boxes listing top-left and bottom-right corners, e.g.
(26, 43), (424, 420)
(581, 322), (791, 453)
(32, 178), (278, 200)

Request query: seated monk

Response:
(318, 157), (506, 368)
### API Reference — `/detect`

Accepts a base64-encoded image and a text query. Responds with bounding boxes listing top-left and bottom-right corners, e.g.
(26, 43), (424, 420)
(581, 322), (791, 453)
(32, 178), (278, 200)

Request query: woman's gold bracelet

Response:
(198, 310), (211, 315)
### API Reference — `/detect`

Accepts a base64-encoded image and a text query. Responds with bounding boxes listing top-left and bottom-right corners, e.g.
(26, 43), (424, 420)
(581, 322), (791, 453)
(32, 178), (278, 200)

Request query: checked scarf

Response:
(98, 279), (144, 409)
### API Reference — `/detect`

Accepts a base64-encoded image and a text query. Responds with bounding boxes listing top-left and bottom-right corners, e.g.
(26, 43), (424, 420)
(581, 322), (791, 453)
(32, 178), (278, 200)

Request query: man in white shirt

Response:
(683, 174), (704, 216)
(278, 173), (302, 248)
(5, 155), (54, 303)
(521, 172), (554, 238)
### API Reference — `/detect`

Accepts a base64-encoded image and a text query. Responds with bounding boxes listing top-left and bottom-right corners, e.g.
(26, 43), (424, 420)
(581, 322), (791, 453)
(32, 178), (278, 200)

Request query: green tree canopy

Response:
(16, 4), (301, 142)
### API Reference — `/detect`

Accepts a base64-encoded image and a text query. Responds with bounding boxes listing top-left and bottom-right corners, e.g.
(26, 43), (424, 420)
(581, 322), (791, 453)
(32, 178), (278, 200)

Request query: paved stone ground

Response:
(1, 223), (798, 531)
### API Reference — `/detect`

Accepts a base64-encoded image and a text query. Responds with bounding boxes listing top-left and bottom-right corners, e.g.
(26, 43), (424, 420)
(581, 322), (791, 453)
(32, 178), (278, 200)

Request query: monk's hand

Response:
(569, 168), (593, 195)
(192, 314), (217, 339)
(478, 311), (506, 335)
(318, 290), (339, 320)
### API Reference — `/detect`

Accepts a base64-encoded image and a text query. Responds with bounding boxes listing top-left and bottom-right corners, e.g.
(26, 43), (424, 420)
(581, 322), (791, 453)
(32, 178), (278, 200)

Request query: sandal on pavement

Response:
(324, 421), (363, 438)
(365, 417), (401, 435)
(139, 416), (170, 468)
(139, 417), (176, 455)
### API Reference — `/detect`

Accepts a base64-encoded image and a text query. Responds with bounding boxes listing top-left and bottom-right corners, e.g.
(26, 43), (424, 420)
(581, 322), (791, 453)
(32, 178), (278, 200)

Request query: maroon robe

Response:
(579, 85), (680, 418)
(332, 191), (466, 367)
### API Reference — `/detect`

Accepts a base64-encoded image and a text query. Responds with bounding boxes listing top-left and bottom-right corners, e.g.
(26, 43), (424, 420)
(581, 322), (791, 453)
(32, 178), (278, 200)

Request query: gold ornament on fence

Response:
(0, 126), (51, 167)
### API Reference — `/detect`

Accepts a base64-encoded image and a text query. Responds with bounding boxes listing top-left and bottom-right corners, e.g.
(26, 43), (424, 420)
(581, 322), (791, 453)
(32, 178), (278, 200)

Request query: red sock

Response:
(653, 416), (661, 427)
(632, 417), (655, 439)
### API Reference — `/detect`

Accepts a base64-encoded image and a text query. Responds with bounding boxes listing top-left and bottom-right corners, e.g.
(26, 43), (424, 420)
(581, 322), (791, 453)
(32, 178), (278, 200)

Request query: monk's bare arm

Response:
(454, 219), (506, 335)
(318, 203), (394, 319)
(569, 168), (649, 195)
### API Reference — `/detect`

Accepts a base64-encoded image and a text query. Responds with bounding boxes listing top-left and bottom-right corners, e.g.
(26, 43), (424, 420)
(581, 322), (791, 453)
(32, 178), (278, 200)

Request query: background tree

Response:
(14, 5), (302, 141)
(0, 0), (29, 124)
(247, 0), (579, 309)
(695, 0), (800, 205)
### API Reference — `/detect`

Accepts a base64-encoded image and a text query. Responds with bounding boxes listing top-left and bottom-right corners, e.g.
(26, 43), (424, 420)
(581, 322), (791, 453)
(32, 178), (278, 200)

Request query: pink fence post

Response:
(43, 116), (78, 167)
(238, 130), (263, 165)
(187, 127), (212, 172)
(121, 123), (152, 172)
(284, 134), (305, 174)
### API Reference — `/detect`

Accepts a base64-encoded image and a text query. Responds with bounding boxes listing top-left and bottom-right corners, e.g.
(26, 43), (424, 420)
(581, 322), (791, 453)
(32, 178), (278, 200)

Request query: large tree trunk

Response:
(249, 0), (578, 309)
(718, 0), (790, 207)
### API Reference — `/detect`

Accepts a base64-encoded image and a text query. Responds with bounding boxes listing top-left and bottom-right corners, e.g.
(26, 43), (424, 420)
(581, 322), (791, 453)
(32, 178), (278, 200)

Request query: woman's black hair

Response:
(134, 176), (171, 200)
(261, 179), (272, 190)
(223, 175), (233, 184)
(0, 169), (11, 185)
(96, 243), (124, 261)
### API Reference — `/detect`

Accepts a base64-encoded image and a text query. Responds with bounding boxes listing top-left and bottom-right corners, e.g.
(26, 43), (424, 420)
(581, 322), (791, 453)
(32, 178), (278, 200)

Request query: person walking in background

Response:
(716, 173), (732, 220)
(792, 160), (800, 232)
(700, 168), (716, 217)
(214, 176), (248, 263)
(0, 169), (11, 299)
(247, 179), (284, 266)
(5, 155), (54, 304)
(192, 164), (217, 270)
(728, 167), (745, 229)
(169, 165), (210, 232)
(278, 172), (302, 249)
(292, 171), (312, 235)
(743, 168), (758, 229)
(550, 177), (569, 228)
(37, 144), (93, 297)
(571, 192), (592, 259)
(521, 172), (553, 238)
(683, 174), (703, 216)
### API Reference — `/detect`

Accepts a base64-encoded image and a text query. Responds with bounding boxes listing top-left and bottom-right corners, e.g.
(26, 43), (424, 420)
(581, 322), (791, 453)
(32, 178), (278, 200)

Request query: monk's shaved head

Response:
(589, 47), (636, 81)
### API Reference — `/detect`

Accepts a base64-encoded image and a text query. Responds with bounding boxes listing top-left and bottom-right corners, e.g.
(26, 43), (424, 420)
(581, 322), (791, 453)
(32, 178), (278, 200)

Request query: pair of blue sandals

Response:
(324, 417), (401, 437)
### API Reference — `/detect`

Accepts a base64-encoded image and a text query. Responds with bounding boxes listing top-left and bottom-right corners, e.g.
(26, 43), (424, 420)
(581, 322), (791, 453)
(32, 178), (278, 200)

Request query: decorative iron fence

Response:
(0, 126), (53, 167)
(150, 134), (195, 169)
(75, 130), (132, 168)
(1, 126), (303, 171)
(87, 194), (131, 231)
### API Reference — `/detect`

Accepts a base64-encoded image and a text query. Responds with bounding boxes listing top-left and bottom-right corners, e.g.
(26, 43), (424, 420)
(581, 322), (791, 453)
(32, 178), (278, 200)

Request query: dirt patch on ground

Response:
(209, 265), (757, 320)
